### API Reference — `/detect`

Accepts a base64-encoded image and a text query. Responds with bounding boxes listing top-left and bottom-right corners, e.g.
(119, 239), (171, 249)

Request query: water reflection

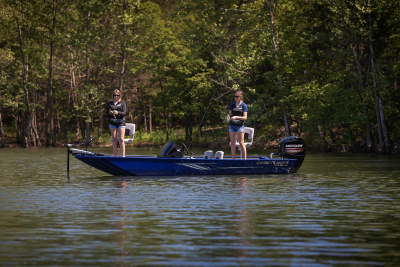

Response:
(230, 177), (252, 259)
(111, 179), (130, 261)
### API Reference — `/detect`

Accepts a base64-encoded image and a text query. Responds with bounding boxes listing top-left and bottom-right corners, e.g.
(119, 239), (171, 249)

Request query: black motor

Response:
(157, 141), (184, 158)
(274, 136), (305, 173)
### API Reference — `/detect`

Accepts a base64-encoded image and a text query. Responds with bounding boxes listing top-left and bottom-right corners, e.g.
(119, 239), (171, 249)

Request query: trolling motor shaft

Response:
(65, 137), (101, 180)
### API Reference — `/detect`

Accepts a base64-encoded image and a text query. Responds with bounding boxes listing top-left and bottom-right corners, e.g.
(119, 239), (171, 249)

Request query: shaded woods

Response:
(0, 0), (399, 153)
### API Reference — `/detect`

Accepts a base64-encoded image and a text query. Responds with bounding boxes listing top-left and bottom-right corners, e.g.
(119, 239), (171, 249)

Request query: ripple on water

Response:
(0, 148), (400, 265)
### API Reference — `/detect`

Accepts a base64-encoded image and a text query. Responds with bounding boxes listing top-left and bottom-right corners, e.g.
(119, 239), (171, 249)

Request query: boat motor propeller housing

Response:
(273, 136), (305, 173)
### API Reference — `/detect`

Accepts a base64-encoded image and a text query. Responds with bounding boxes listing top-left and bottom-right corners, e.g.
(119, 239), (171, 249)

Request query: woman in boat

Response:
(107, 89), (127, 157)
(228, 90), (248, 159)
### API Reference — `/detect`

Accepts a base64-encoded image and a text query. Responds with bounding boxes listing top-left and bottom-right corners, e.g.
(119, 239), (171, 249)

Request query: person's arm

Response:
(231, 112), (247, 121)
(231, 103), (248, 120)
(118, 101), (127, 116)
(111, 101), (127, 116)
(227, 103), (233, 120)
(107, 102), (114, 118)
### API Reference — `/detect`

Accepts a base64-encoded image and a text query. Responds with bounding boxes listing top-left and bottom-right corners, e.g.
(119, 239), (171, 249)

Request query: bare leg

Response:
(118, 127), (126, 156)
(110, 128), (118, 156)
(237, 132), (246, 159)
(230, 131), (237, 159)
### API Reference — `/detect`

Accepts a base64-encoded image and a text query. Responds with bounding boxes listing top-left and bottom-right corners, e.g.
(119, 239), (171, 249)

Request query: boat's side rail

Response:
(69, 148), (104, 156)
(183, 155), (268, 159)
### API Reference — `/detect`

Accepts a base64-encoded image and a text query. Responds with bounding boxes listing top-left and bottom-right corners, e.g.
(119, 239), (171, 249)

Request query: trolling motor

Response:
(271, 136), (305, 173)
(66, 137), (98, 155)
(65, 137), (103, 180)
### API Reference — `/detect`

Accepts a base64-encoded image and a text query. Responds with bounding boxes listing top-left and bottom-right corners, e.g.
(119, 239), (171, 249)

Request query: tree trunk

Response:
(317, 124), (329, 151)
(32, 115), (40, 146)
(46, 0), (56, 146)
(98, 108), (103, 137)
(129, 110), (133, 123)
(55, 108), (60, 143)
(275, 121), (283, 138)
(144, 108), (147, 132)
(203, 113), (207, 144)
(67, 49), (76, 143)
(188, 114), (193, 141)
(32, 76), (41, 146)
(266, 0), (290, 137)
(164, 108), (168, 141)
(23, 116), (33, 148)
(329, 123), (336, 144)
(30, 127), (36, 146)
(135, 113), (141, 133)
(118, 0), (127, 91)
(14, 114), (19, 144)
(0, 112), (4, 148)
(149, 103), (152, 134)
(74, 94), (80, 141)
(80, 118), (86, 140)
(353, 34), (371, 152)
(369, 13), (390, 153)
(185, 115), (189, 141)
(16, 20), (36, 148)
(85, 8), (91, 142)
(297, 120), (301, 135)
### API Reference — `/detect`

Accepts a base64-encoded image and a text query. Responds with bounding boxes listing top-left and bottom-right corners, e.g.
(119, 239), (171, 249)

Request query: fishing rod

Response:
(187, 87), (219, 151)
(172, 88), (219, 178)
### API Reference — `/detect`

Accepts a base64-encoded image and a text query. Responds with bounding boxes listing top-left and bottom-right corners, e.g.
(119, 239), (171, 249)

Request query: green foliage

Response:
(0, 0), (399, 150)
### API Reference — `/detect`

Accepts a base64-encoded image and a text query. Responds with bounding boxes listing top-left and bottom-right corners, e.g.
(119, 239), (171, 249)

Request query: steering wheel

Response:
(180, 143), (189, 155)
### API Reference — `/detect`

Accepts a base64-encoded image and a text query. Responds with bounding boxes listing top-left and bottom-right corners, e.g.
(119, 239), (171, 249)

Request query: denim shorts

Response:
(229, 125), (245, 132)
(109, 124), (126, 129)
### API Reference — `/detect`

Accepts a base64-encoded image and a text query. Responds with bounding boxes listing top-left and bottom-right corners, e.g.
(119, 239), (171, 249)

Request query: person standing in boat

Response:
(228, 90), (248, 159)
(107, 89), (127, 157)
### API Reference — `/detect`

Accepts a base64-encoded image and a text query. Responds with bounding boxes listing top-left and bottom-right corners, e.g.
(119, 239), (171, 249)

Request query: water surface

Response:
(0, 146), (399, 266)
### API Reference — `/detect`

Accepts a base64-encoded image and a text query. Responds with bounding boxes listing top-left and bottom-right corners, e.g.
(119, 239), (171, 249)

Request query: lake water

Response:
(0, 146), (399, 266)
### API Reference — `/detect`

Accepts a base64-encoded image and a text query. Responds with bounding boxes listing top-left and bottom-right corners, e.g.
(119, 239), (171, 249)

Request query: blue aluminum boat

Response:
(75, 154), (297, 176)
(68, 137), (305, 177)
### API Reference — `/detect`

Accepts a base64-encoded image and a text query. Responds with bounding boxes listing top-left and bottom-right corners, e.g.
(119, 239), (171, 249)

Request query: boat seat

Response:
(110, 123), (135, 144)
(229, 127), (254, 159)
(203, 150), (213, 159)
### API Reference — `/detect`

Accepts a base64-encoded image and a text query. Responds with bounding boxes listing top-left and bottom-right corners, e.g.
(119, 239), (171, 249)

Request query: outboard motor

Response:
(273, 136), (305, 173)
(157, 141), (183, 158)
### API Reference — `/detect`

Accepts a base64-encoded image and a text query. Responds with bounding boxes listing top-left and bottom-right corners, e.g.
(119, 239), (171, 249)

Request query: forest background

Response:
(0, 0), (399, 153)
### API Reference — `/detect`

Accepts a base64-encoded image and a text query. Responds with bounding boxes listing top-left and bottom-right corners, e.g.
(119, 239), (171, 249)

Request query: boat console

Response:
(271, 136), (305, 173)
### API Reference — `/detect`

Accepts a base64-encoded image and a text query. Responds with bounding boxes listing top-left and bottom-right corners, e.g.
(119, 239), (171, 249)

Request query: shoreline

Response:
(2, 137), (399, 154)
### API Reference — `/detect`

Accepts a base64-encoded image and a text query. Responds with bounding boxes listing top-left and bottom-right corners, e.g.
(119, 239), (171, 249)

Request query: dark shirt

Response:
(229, 102), (248, 126)
(107, 100), (127, 126)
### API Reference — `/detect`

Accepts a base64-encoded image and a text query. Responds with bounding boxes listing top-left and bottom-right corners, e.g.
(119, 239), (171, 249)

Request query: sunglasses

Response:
(113, 94), (120, 97)
(235, 95), (240, 98)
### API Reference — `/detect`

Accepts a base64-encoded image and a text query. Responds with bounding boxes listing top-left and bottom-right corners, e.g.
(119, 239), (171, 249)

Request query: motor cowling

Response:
(275, 136), (305, 173)
(157, 141), (183, 158)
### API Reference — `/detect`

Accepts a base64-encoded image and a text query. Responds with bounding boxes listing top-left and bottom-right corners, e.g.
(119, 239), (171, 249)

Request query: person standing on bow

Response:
(228, 90), (248, 159)
(107, 89), (127, 157)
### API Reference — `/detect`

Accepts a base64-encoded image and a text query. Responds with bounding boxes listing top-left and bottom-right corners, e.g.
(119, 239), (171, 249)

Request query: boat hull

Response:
(75, 155), (297, 176)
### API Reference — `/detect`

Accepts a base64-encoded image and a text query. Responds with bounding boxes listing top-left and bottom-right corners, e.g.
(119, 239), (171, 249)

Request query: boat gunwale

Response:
(75, 154), (295, 161)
